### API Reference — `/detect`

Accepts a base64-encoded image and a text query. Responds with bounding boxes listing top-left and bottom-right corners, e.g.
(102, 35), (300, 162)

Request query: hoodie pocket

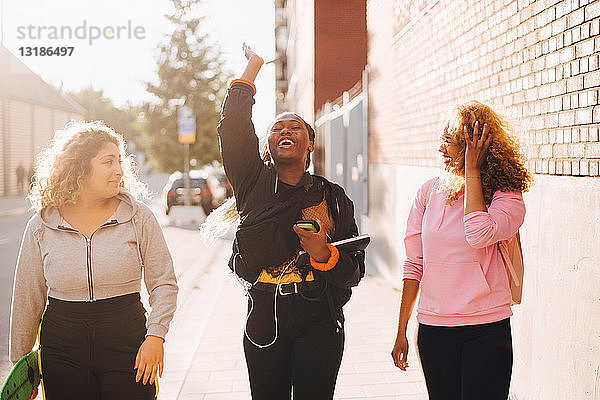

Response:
(420, 261), (491, 315)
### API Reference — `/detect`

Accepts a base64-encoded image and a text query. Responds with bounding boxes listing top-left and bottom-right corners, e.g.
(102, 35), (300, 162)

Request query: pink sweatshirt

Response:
(403, 177), (525, 326)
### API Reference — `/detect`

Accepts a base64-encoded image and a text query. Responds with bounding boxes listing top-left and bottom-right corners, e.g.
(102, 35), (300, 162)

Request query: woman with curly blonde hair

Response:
(27, 121), (147, 212)
(391, 101), (532, 400)
(10, 121), (178, 400)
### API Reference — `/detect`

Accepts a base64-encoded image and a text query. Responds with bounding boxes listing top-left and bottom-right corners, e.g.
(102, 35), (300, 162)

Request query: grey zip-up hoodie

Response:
(10, 189), (178, 363)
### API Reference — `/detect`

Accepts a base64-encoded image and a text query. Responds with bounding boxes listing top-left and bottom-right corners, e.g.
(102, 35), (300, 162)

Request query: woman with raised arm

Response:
(204, 44), (365, 400)
(391, 102), (532, 400)
(10, 121), (178, 399)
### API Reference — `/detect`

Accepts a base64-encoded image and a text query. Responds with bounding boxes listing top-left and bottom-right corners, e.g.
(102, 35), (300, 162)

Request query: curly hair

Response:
(29, 121), (147, 211)
(442, 101), (533, 204)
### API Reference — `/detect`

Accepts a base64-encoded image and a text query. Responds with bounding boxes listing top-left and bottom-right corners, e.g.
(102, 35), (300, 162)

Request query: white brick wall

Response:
(369, 0), (600, 177)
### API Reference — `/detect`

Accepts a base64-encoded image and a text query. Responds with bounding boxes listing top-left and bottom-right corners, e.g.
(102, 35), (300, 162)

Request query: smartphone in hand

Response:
(295, 220), (320, 233)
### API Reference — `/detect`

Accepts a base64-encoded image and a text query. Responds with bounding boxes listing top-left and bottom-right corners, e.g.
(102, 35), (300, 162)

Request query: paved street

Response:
(0, 208), (33, 380)
(0, 197), (31, 381)
(152, 191), (427, 399)
(159, 263), (428, 400)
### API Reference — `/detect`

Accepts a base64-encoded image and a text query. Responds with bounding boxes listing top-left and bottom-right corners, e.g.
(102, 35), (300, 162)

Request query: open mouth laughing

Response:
(278, 138), (295, 149)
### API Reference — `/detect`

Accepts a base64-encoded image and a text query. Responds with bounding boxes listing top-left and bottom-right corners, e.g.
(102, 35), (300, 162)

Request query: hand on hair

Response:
(464, 121), (491, 173)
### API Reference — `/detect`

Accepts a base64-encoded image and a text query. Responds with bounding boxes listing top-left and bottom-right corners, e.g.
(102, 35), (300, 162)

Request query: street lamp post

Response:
(183, 142), (191, 206)
(177, 104), (196, 207)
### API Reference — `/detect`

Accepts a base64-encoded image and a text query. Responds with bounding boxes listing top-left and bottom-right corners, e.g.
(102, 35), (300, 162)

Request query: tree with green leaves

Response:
(67, 87), (142, 143)
(142, 0), (230, 173)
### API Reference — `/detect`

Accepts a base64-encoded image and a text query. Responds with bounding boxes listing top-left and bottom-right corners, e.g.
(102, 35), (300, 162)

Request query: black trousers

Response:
(243, 288), (344, 400)
(39, 293), (157, 400)
(417, 318), (513, 400)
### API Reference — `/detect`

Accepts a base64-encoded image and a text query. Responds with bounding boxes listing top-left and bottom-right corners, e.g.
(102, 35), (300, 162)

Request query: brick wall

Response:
(281, 0), (367, 121)
(366, 2), (600, 399)
(0, 99), (4, 195)
(368, 0), (600, 177)
(314, 0), (367, 111)
(285, 0), (315, 122)
(367, 0), (402, 165)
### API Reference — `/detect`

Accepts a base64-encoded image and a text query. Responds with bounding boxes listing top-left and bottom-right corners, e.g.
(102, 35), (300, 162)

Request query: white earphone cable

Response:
(233, 254), (296, 348)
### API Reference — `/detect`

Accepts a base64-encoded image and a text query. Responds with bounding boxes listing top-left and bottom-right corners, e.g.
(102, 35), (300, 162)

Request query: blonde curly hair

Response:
(29, 121), (147, 211)
(442, 101), (533, 204)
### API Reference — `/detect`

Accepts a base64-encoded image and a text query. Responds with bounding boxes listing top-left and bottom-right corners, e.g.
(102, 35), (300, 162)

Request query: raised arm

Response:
(463, 121), (492, 215)
(462, 121), (525, 248)
(240, 43), (264, 83)
(217, 44), (265, 202)
(463, 190), (525, 248)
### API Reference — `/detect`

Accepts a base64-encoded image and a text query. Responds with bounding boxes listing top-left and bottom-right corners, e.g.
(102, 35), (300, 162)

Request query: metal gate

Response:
(314, 70), (368, 229)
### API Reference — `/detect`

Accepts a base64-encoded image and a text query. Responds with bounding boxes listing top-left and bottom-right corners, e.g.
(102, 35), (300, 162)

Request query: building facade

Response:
(366, 1), (600, 398)
(281, 0), (600, 398)
(0, 45), (85, 197)
(274, 0), (367, 121)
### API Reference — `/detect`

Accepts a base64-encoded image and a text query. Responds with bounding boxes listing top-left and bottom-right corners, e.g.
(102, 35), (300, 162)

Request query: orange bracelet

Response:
(230, 78), (256, 94)
(310, 243), (339, 271)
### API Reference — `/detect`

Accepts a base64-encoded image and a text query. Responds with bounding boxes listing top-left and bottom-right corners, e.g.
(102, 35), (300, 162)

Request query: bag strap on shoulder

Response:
(498, 232), (522, 287)
(425, 177), (439, 209)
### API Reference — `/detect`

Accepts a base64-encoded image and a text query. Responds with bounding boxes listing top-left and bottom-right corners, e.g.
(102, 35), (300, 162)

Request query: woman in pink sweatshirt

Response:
(391, 101), (532, 400)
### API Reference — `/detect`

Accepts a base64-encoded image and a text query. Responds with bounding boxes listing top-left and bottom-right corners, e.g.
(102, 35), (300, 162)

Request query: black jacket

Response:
(217, 81), (365, 326)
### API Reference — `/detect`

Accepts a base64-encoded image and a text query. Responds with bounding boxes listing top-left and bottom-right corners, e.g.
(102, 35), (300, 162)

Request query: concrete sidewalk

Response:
(159, 239), (428, 400)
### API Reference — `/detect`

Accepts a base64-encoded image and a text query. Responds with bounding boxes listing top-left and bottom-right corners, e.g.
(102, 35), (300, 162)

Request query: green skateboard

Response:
(1, 350), (40, 400)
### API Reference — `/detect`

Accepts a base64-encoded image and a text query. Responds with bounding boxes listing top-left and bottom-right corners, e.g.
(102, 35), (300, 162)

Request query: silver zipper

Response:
(86, 236), (94, 301)
(85, 220), (117, 302)
(61, 219), (118, 302)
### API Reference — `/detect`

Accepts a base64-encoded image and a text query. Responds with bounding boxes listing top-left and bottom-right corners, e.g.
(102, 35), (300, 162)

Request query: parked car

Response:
(218, 173), (233, 198)
(163, 171), (213, 215)
(206, 171), (234, 207)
